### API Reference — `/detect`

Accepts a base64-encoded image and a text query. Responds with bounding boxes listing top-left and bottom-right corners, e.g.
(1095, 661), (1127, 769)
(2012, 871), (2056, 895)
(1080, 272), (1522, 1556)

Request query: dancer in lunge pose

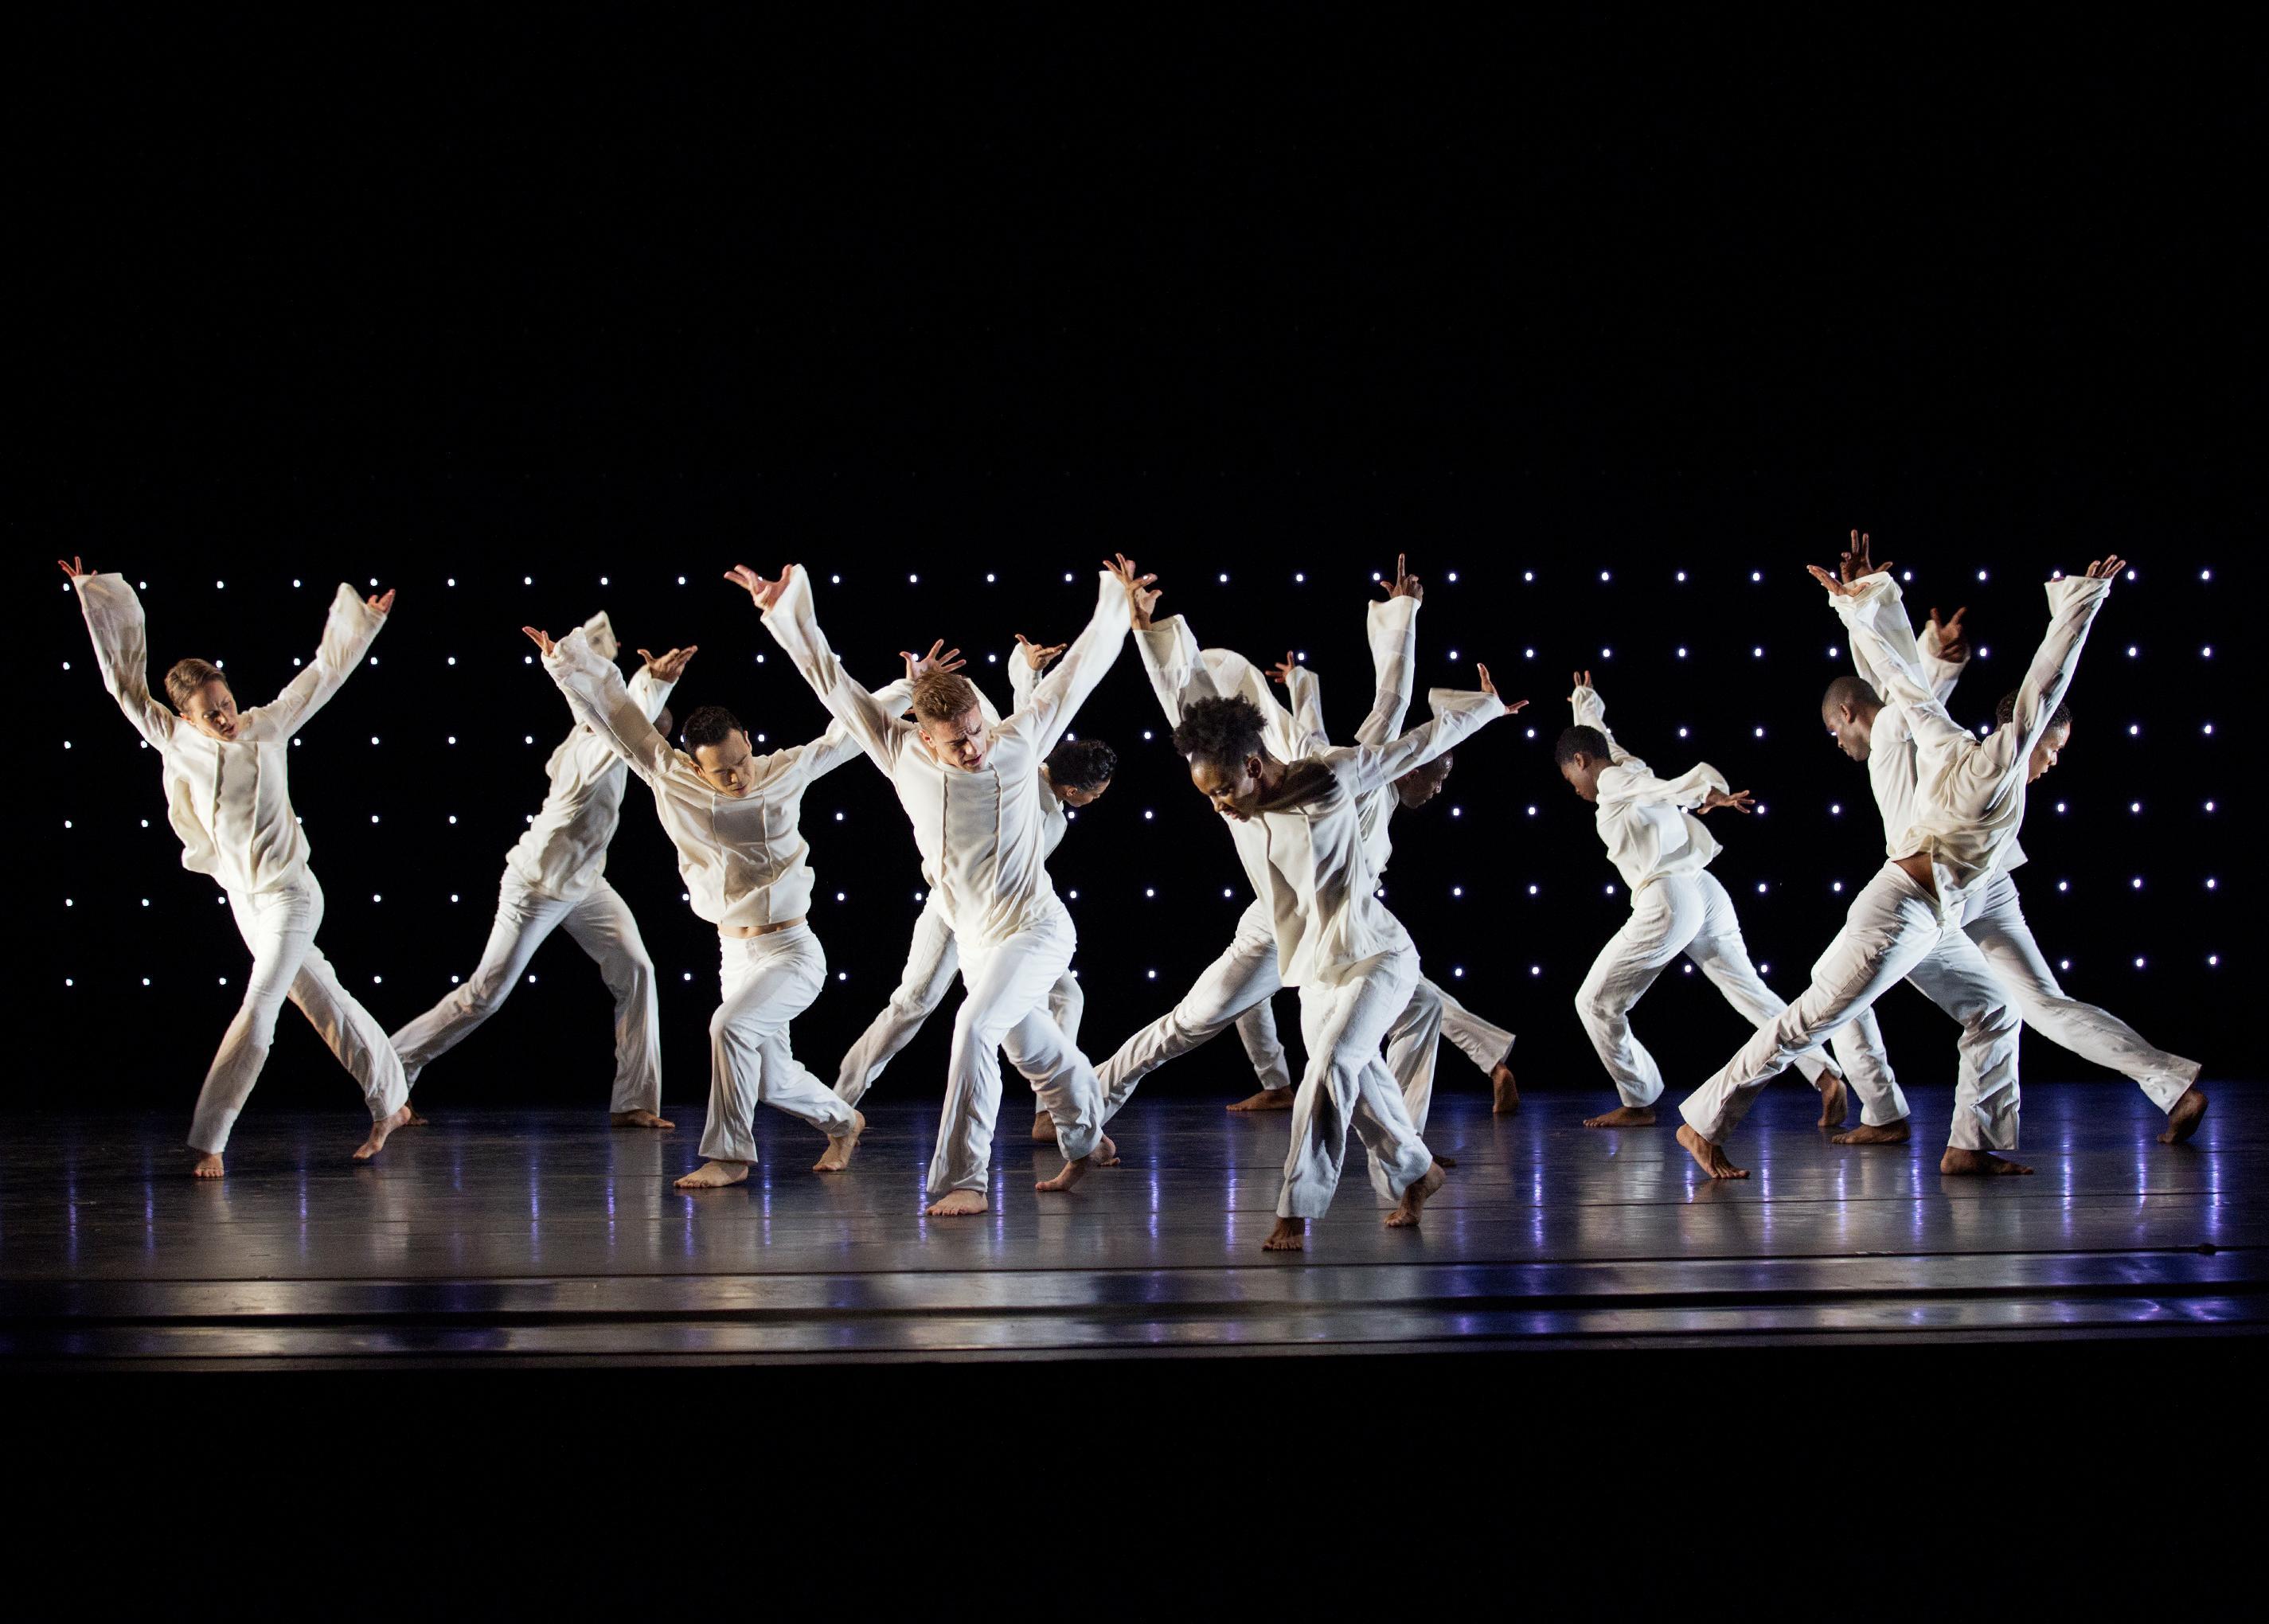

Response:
(1677, 542), (2125, 1179)
(525, 610), (882, 1189)
(1818, 533), (2205, 1146)
(61, 556), (412, 1175)
(748, 556), (1143, 1216)
(391, 613), (685, 1128)
(1554, 670), (1857, 1131)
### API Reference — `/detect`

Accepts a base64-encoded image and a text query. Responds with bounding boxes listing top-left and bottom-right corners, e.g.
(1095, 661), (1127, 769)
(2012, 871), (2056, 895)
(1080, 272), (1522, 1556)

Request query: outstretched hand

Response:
(724, 563), (795, 612)
(1698, 788), (1756, 816)
(1381, 552), (1423, 602)
(903, 640), (966, 681)
(1837, 529), (1895, 586)
(1268, 650), (1299, 686)
(1570, 668), (1594, 694)
(1016, 633), (1068, 673)
(639, 646), (698, 682)
(1111, 552), (1162, 628)
(1478, 665), (1526, 712)
(57, 556), (90, 581)
(522, 626), (557, 658)
(2081, 554), (2128, 582)
(366, 588), (396, 616)
(1927, 606), (1969, 662)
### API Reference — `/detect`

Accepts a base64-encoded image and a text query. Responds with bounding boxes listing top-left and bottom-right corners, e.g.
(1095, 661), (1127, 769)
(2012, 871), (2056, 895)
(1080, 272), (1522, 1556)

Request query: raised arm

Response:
(1353, 559), (1422, 747)
(796, 678), (915, 782)
(535, 626), (681, 787)
(239, 583), (392, 741)
(1568, 675), (1636, 766)
(1279, 658), (1327, 750)
(624, 645), (689, 725)
(67, 565), (174, 748)
(1822, 572), (1977, 759)
(1998, 563), (2117, 760)
(1010, 633), (1064, 716)
(741, 564), (908, 776)
(1919, 606), (1970, 705)
(1133, 611), (1217, 724)
(1010, 556), (1141, 757)
(1347, 667), (1518, 797)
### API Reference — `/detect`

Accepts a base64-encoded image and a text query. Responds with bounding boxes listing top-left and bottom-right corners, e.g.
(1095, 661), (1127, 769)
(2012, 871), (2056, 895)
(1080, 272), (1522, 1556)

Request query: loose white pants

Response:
(1096, 902), (1293, 1125)
(928, 904), (1107, 1197)
(1575, 871), (1853, 1110)
(1681, 862), (2020, 1150)
(1383, 978), (1513, 1136)
(1961, 873), (2200, 1114)
(1279, 945), (1436, 1220)
(701, 924), (857, 1164)
(389, 873), (662, 1115)
(190, 873), (409, 1154)
(834, 892), (1084, 1114)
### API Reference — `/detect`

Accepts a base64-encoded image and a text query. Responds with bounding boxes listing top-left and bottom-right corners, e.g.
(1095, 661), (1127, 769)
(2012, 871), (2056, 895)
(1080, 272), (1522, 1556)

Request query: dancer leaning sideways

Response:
(1552, 671), (1863, 1130)
(390, 612), (684, 1129)
(1166, 650), (1517, 1252)
(748, 556), (1142, 1216)
(1818, 533), (2206, 1146)
(1677, 542), (2125, 1179)
(830, 634), (1120, 1146)
(61, 557), (412, 1176)
(525, 603), (884, 1189)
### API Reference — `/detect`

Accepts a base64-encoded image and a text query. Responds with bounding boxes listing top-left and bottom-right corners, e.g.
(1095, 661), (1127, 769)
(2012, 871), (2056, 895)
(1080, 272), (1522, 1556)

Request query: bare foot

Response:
(1490, 1062), (1521, 1115)
(1385, 1161), (1447, 1228)
(1088, 1132), (1119, 1168)
(925, 1189), (989, 1216)
(1228, 1088), (1295, 1112)
(1031, 1115), (1058, 1143)
(190, 1152), (224, 1178)
(1037, 1153), (1092, 1193)
(404, 1101), (432, 1127)
(1263, 1216), (1306, 1251)
(1815, 1072), (1849, 1130)
(814, 1111), (865, 1172)
(674, 1159), (751, 1189)
(612, 1108), (676, 1130)
(1676, 1123), (1749, 1179)
(1830, 1120), (1911, 1146)
(1583, 1105), (1658, 1129)
(1939, 1147), (2034, 1176)
(353, 1103), (415, 1162)
(1433, 1152), (1458, 1168)
(2159, 1087), (2208, 1146)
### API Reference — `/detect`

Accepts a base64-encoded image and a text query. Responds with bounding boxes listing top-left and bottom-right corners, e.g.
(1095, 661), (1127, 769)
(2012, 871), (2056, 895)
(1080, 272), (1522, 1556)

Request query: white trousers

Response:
(701, 925), (857, 1164)
(1961, 873), (2200, 1114)
(1096, 901), (1293, 1125)
(1681, 862), (2019, 1150)
(834, 892), (1084, 1114)
(1279, 945), (1436, 1220)
(190, 873), (408, 1154)
(928, 904), (1106, 1197)
(389, 873), (662, 1115)
(1382, 978), (1514, 1136)
(1574, 871), (1853, 1110)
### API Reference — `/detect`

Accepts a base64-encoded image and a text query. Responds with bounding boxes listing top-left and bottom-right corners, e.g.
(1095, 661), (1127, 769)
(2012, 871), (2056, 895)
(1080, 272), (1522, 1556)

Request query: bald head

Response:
(1821, 674), (1880, 763)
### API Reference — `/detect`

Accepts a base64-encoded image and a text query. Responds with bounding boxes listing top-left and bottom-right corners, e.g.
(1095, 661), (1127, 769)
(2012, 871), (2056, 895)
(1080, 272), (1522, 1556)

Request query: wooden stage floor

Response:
(2, 1081), (2258, 1369)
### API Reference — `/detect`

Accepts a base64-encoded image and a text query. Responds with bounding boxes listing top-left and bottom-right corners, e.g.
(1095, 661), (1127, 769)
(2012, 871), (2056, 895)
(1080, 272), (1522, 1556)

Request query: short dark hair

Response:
(681, 705), (744, 751)
(1822, 674), (1880, 715)
(1172, 695), (1266, 769)
(1995, 689), (2072, 732)
(1046, 737), (1119, 792)
(1554, 724), (1610, 767)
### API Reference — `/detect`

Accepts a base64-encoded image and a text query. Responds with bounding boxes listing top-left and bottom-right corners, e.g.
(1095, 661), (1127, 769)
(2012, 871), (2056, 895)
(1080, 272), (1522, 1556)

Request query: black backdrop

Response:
(18, 10), (2259, 1110)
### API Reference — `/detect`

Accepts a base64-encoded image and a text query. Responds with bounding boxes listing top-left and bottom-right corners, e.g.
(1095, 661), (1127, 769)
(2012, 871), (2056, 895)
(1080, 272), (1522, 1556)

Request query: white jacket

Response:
(1568, 684), (1725, 893)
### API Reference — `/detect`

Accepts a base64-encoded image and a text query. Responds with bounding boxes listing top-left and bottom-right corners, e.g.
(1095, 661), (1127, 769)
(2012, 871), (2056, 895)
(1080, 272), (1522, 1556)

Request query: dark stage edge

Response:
(3, 1083), (2256, 1369)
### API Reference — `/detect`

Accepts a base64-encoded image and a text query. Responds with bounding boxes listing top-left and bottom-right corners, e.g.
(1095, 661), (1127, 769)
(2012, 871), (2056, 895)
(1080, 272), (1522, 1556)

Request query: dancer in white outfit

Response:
(525, 612), (881, 1189)
(748, 556), (1143, 1216)
(61, 556), (413, 1176)
(1676, 545), (2126, 1179)
(831, 635), (1119, 1147)
(1554, 672), (1853, 1130)
(1818, 534), (2206, 1145)
(1166, 650), (1519, 1251)
(390, 612), (683, 1127)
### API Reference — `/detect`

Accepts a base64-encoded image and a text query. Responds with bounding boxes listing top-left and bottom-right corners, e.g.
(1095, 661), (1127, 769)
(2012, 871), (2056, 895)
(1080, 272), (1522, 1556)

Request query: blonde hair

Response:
(910, 670), (981, 723)
(164, 658), (228, 712)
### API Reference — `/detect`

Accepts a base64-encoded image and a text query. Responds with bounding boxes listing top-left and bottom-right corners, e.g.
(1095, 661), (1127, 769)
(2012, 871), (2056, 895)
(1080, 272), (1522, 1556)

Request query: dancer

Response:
(389, 613), (685, 1128)
(832, 633), (1121, 1147)
(1820, 534), (2205, 1145)
(61, 556), (412, 1176)
(1167, 659), (1516, 1251)
(748, 556), (1142, 1216)
(1677, 546), (2125, 1179)
(525, 613), (883, 1189)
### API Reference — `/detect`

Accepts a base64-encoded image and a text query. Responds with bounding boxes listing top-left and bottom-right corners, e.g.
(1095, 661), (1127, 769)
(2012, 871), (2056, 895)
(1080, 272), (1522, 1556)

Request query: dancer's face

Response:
(1558, 753), (1602, 803)
(919, 705), (989, 771)
(1394, 753), (1454, 808)
(178, 679), (241, 741)
(689, 728), (759, 795)
(2025, 720), (2072, 784)
(1189, 754), (1264, 820)
(1052, 775), (1111, 807)
(1822, 701), (1873, 761)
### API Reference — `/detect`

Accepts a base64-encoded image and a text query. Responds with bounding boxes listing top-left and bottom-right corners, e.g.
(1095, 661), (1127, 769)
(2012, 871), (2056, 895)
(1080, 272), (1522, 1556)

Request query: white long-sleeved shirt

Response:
(1837, 571), (2110, 908)
(543, 626), (900, 931)
(1568, 685), (1728, 893)
(76, 572), (385, 896)
(504, 654), (676, 901)
(761, 567), (1128, 947)
(895, 657), (1068, 884)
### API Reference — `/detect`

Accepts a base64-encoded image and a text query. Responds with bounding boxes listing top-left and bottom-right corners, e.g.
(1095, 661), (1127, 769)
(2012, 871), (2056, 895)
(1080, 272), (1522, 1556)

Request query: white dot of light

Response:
(2131, 877), (2144, 889)
(1450, 806), (1462, 818)
(2204, 723), (2215, 735)
(1448, 648), (1459, 659)
(1146, 969), (1158, 980)
(1452, 886), (1464, 897)
(1454, 966), (1465, 977)
(986, 572), (995, 582)
(2128, 646), (2139, 657)
(2134, 957), (2146, 969)
(1447, 572), (1459, 583)
(1752, 646), (1763, 658)
(599, 576), (609, 586)
(1830, 802), (1841, 814)
(1604, 884), (1615, 896)
(1753, 726), (1765, 737)
(2202, 568), (2214, 580)
(1527, 884), (1538, 896)
(1600, 646), (1612, 658)
(2205, 800), (2216, 812)
(448, 815), (457, 825)
(523, 575), (532, 584)
(1525, 647), (1536, 658)
(1524, 571), (1534, 582)
(1295, 572), (1306, 583)
(2206, 878), (2218, 889)
(1676, 571), (1687, 582)
(1676, 646), (1688, 658)
(447, 656), (456, 666)
(1677, 726), (1689, 737)
(829, 574), (838, 584)
(1526, 805), (1537, 816)
(1218, 572), (1229, 583)
(682, 973), (693, 982)
(2060, 959), (2072, 971)
(837, 971), (848, 982)
(447, 736), (457, 745)
(1901, 570), (1912, 580)
(1755, 882), (1767, 895)
(1067, 890), (1079, 900)
(2130, 802), (2142, 813)
(1145, 888), (1156, 898)
(2056, 801), (2066, 813)
(2203, 646), (2213, 658)
(1751, 571), (1762, 582)
(2208, 954), (2220, 966)
(1599, 570), (1611, 582)
(1832, 881), (1843, 892)
(1063, 572), (1072, 582)
(908, 573), (918, 584)
(2058, 880), (2069, 892)
(2126, 568), (2136, 580)
(1530, 965), (1541, 976)
(2129, 724), (2141, 736)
